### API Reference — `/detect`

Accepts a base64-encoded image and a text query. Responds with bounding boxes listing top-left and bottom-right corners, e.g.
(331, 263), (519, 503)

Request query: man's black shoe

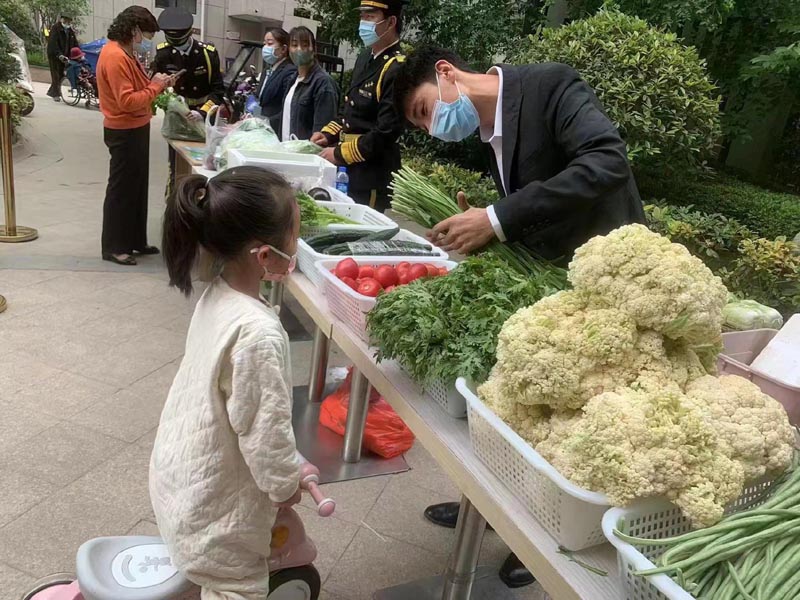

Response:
(423, 502), (460, 529)
(499, 553), (536, 589)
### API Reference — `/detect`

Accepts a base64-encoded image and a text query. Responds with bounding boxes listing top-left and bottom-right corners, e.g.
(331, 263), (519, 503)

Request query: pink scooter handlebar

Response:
(298, 459), (335, 517)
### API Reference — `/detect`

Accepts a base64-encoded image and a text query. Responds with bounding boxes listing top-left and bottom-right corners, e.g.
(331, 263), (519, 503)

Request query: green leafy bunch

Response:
(401, 156), (499, 209)
(513, 9), (721, 168)
(367, 255), (566, 386)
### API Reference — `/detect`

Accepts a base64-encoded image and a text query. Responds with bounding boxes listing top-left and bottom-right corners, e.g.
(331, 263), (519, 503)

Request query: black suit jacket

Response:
(488, 63), (645, 263)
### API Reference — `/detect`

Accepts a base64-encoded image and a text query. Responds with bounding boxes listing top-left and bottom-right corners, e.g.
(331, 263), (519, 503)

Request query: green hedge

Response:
(637, 171), (800, 240)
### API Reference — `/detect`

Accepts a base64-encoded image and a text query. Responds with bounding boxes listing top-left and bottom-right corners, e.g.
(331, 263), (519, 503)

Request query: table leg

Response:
(269, 282), (285, 309)
(441, 496), (486, 600)
(342, 368), (370, 463)
(308, 326), (330, 403)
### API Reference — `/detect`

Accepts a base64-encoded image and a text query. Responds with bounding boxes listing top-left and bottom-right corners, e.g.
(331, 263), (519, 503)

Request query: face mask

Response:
(290, 50), (314, 67)
(358, 19), (385, 47)
(63, 23), (71, 29)
(251, 245), (296, 283)
(262, 45), (279, 65)
(166, 32), (192, 48)
(135, 35), (155, 54)
(429, 74), (481, 143)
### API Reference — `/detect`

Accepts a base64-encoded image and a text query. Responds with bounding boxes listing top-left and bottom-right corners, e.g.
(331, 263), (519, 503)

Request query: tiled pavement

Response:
(0, 85), (547, 599)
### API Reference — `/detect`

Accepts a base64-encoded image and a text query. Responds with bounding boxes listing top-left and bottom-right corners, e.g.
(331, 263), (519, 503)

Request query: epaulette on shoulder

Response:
(157, 42), (170, 50)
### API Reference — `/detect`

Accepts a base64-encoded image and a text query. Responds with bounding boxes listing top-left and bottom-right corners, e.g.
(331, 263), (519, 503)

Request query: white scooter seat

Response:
(76, 536), (195, 600)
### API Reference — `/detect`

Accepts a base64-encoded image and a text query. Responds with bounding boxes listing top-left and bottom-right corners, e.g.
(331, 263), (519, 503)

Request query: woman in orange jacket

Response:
(96, 6), (177, 266)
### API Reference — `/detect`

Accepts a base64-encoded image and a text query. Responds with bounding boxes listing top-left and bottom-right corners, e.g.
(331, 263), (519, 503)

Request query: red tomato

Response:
(425, 264), (439, 277)
(340, 276), (358, 291)
(358, 265), (375, 279)
(398, 272), (411, 285)
(438, 267), (449, 276)
(357, 278), (382, 297)
(384, 285), (396, 293)
(408, 264), (429, 281)
(335, 258), (359, 280)
(396, 261), (411, 278)
(375, 265), (398, 288)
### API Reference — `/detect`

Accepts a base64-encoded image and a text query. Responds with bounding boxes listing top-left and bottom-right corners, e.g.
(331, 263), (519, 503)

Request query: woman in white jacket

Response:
(150, 166), (302, 600)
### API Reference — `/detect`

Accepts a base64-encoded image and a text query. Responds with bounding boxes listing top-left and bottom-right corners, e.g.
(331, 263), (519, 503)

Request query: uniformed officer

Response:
(152, 7), (225, 120)
(310, 0), (406, 212)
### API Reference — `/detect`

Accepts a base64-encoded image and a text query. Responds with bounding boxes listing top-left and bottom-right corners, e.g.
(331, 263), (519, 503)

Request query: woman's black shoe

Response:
(499, 553), (536, 589)
(102, 253), (137, 266)
(133, 246), (160, 255)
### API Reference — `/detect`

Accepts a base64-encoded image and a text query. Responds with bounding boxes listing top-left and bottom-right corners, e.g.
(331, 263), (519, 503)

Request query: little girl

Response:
(150, 166), (302, 600)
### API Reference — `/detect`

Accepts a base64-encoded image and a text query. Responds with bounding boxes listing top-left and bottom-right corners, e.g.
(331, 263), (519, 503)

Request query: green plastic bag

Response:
(160, 96), (205, 142)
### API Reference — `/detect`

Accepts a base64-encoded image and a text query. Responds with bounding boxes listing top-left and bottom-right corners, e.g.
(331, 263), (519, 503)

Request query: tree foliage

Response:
(0, 0), (39, 49)
(514, 10), (721, 168)
(29, 0), (89, 47)
(0, 25), (21, 84)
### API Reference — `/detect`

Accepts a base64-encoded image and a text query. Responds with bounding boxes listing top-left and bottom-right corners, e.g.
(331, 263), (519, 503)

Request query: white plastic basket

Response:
(603, 476), (783, 600)
(425, 378), (466, 419)
(323, 187), (355, 204)
(456, 378), (611, 550)
(301, 202), (397, 238)
(317, 257), (457, 345)
(298, 230), (448, 288)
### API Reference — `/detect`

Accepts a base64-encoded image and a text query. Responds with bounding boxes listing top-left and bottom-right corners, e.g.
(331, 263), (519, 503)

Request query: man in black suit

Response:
(394, 45), (645, 263)
(46, 15), (79, 101)
(393, 46), (645, 588)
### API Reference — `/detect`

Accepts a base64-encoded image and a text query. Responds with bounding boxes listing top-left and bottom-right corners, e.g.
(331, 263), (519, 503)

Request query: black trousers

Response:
(47, 55), (65, 97)
(102, 124), (151, 255)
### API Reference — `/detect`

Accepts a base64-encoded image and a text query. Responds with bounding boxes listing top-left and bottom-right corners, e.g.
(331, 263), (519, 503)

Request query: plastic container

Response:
(300, 201), (397, 238)
(455, 378), (611, 550)
(425, 378), (466, 419)
(227, 148), (337, 188)
(316, 257), (457, 345)
(718, 329), (800, 424)
(603, 476), (783, 600)
(298, 229), (448, 288)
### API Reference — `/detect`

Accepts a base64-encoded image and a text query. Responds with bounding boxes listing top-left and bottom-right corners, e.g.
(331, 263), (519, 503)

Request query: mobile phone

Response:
(173, 69), (187, 80)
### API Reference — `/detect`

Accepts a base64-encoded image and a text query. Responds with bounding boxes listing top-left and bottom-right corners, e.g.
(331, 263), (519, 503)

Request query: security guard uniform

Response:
(319, 39), (405, 211)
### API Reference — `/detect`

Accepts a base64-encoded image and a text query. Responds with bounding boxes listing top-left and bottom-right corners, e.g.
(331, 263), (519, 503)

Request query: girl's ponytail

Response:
(163, 175), (208, 297)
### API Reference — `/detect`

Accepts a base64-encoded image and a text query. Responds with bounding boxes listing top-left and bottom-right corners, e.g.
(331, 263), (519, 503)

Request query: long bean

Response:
(726, 560), (755, 600)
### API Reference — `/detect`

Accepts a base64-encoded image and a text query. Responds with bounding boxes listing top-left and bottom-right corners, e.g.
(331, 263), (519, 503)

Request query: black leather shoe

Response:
(423, 502), (460, 529)
(499, 552), (536, 589)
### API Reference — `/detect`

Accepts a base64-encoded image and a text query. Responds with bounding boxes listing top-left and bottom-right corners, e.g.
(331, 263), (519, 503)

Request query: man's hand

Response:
(427, 192), (496, 254)
(186, 110), (203, 122)
(319, 147), (339, 165)
(310, 132), (329, 147)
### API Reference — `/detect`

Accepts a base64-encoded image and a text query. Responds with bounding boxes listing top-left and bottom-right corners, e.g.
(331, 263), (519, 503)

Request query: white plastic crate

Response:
(323, 186), (355, 204)
(425, 378), (466, 419)
(301, 202), (397, 238)
(227, 148), (337, 188)
(298, 229), (448, 288)
(603, 476), (783, 600)
(316, 257), (457, 344)
(456, 378), (610, 550)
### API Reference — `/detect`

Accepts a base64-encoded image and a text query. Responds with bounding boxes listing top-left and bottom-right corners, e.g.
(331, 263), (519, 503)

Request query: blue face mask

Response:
(262, 45), (279, 65)
(429, 75), (480, 143)
(358, 19), (384, 47)
(136, 36), (154, 54)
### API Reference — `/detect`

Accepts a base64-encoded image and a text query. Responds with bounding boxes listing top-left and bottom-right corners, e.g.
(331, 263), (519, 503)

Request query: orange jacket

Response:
(97, 40), (164, 130)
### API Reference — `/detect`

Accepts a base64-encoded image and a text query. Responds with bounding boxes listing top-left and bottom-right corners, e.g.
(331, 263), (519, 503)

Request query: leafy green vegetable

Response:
(153, 91), (178, 112)
(296, 191), (358, 229)
(367, 256), (567, 386)
(279, 139), (323, 154)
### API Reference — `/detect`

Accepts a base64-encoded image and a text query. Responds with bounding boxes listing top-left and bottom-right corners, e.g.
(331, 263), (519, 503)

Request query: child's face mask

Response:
(251, 245), (296, 282)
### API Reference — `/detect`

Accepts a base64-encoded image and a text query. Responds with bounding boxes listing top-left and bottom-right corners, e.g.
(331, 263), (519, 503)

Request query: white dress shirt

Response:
(480, 67), (507, 242)
(281, 77), (302, 142)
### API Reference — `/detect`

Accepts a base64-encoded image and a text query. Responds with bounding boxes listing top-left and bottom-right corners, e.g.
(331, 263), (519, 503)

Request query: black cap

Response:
(158, 7), (194, 35)
(357, 0), (405, 15)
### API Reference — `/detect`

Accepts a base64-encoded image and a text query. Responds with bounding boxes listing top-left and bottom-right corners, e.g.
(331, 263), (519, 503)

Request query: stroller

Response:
(60, 47), (99, 109)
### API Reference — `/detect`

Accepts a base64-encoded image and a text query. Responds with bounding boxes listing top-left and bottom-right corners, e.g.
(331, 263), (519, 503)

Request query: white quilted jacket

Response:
(150, 277), (301, 599)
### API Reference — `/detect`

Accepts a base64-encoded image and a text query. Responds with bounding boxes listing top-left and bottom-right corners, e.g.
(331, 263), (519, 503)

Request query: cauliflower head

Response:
(536, 386), (745, 527)
(684, 375), (794, 481)
(478, 377), (553, 446)
(568, 224), (729, 346)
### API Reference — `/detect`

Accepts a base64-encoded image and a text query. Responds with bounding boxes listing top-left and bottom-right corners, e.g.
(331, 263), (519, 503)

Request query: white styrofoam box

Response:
(603, 476), (783, 600)
(300, 202), (397, 238)
(316, 257), (457, 345)
(456, 378), (610, 550)
(751, 314), (800, 387)
(227, 148), (337, 188)
(298, 229), (447, 288)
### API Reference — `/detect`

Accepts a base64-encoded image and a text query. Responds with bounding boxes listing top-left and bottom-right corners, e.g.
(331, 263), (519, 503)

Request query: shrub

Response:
(637, 170), (800, 240)
(0, 84), (27, 127)
(400, 129), (490, 174)
(513, 9), (721, 168)
(402, 155), (499, 208)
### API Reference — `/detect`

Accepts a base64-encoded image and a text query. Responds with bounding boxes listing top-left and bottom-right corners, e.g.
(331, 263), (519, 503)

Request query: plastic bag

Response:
(319, 368), (415, 459)
(218, 117), (281, 169)
(723, 299), (784, 331)
(204, 105), (234, 170)
(161, 96), (205, 142)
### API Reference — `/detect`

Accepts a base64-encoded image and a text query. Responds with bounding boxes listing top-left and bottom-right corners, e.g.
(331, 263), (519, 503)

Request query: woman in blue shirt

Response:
(258, 28), (297, 137)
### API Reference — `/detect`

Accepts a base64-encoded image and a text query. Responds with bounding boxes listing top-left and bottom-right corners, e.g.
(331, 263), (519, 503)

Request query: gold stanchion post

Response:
(0, 102), (37, 242)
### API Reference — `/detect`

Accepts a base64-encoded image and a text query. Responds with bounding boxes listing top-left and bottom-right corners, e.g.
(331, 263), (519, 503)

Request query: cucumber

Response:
(325, 240), (438, 256)
(359, 226), (400, 242)
(305, 229), (368, 251)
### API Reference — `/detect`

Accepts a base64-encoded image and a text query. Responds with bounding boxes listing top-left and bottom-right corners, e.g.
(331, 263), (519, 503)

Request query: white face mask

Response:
(250, 245), (297, 282)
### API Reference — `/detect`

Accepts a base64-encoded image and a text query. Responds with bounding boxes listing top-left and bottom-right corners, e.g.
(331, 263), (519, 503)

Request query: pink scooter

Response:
(23, 461), (335, 600)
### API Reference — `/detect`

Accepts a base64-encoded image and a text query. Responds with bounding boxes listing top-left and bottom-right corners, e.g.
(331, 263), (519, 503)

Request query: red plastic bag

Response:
(319, 368), (415, 458)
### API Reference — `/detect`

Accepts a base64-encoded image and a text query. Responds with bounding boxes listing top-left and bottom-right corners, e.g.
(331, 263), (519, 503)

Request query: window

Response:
(155, 0), (198, 15)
